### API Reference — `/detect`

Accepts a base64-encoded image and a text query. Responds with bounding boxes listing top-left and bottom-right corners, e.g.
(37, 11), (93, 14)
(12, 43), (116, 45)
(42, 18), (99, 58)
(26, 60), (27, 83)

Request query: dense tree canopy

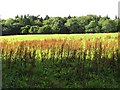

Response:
(0, 14), (119, 35)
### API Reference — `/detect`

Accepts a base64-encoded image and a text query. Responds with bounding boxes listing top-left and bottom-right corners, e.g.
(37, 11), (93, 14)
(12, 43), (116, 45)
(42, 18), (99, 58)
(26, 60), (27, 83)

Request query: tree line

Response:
(0, 14), (119, 35)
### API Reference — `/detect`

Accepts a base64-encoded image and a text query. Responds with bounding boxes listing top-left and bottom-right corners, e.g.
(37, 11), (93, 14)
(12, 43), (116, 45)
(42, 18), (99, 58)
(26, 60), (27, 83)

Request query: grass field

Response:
(1, 33), (120, 88)
(1, 33), (118, 42)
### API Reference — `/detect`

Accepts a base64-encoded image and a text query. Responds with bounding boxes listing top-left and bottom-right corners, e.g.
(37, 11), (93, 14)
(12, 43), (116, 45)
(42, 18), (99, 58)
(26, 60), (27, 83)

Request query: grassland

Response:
(1, 33), (118, 42)
(1, 33), (120, 88)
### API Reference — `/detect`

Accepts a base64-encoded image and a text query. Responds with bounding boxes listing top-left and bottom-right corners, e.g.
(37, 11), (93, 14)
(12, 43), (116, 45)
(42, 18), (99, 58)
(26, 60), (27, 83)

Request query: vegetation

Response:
(1, 33), (118, 42)
(1, 14), (120, 88)
(1, 33), (120, 88)
(0, 14), (119, 35)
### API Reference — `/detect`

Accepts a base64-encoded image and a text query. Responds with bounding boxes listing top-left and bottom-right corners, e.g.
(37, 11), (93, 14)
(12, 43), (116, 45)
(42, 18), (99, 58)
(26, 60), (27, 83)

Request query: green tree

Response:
(85, 21), (101, 33)
(1, 14), (118, 35)
(38, 25), (52, 34)
(44, 15), (50, 20)
(51, 17), (67, 33)
(65, 18), (81, 33)
(33, 19), (42, 26)
(101, 19), (116, 33)
(28, 26), (39, 33)
(21, 25), (31, 34)
(5, 18), (14, 26)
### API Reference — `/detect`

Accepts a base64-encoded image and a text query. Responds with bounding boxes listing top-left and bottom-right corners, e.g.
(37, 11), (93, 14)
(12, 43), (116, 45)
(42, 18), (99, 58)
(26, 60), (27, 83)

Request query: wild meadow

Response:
(1, 33), (120, 88)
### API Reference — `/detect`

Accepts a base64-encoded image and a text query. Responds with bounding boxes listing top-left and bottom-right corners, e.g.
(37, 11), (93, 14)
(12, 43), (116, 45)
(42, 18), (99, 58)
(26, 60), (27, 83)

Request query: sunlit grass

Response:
(0, 33), (118, 42)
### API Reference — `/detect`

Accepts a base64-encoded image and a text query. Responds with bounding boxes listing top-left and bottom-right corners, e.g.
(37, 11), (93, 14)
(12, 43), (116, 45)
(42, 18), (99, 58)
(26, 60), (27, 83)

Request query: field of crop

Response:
(1, 33), (120, 88)
(1, 33), (118, 41)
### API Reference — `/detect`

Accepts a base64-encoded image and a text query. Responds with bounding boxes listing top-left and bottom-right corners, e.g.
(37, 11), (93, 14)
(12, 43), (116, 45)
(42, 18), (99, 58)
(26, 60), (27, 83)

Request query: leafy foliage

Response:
(1, 14), (119, 35)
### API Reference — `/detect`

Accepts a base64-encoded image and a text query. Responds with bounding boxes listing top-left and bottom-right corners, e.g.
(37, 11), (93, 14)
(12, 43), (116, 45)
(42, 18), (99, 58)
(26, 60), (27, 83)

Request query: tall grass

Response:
(1, 35), (120, 88)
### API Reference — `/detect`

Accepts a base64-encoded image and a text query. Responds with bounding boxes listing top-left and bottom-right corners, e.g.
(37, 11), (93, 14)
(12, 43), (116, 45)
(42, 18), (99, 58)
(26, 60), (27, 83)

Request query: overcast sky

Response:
(0, 0), (119, 19)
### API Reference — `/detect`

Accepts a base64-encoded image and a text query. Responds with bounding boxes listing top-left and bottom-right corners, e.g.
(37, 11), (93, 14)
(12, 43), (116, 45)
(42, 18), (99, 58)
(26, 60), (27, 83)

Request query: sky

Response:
(0, 0), (119, 19)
